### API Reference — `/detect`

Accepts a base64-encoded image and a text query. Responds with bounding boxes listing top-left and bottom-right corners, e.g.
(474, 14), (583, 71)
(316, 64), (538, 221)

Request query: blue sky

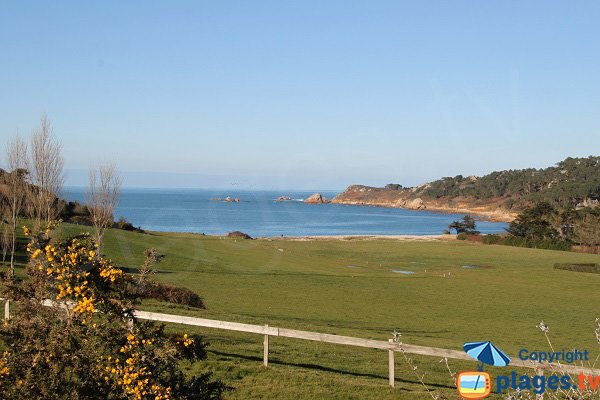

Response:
(1, 1), (599, 190)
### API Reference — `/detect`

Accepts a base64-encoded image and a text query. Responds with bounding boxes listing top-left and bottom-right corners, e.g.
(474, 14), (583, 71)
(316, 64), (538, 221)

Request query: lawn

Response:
(5, 224), (600, 399)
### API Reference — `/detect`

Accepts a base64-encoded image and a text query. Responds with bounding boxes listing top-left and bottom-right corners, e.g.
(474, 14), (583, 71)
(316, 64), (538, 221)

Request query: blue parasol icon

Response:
(464, 341), (511, 370)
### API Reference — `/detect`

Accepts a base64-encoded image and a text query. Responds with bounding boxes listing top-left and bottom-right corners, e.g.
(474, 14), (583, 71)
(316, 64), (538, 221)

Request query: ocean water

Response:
(63, 188), (508, 237)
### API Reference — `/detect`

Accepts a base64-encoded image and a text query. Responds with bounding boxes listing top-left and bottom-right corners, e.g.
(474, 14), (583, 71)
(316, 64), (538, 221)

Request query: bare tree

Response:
(1, 227), (10, 265)
(137, 248), (164, 286)
(29, 115), (64, 230)
(86, 163), (121, 249)
(4, 135), (29, 276)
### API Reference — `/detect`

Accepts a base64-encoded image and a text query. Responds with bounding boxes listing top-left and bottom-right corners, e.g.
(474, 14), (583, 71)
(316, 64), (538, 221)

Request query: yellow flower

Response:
(0, 355), (9, 378)
(182, 333), (194, 347)
(73, 296), (96, 314)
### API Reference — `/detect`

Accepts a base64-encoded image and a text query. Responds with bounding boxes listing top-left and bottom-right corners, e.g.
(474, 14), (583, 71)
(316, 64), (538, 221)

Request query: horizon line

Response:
(62, 185), (346, 192)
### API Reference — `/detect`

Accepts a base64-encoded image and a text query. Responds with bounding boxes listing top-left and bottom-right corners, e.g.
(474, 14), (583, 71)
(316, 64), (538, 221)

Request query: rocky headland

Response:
(331, 185), (516, 221)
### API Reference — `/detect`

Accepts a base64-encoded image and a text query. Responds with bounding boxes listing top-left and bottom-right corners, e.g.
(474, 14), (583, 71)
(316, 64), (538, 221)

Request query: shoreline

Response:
(329, 200), (515, 222)
(270, 234), (455, 241)
(151, 230), (457, 241)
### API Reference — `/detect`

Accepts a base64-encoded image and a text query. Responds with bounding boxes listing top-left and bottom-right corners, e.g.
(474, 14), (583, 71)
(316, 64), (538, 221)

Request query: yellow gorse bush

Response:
(100, 333), (172, 400)
(27, 235), (125, 318)
(98, 259), (125, 283)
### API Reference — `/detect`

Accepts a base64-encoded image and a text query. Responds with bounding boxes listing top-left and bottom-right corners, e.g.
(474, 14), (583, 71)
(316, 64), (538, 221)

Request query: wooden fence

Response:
(3, 300), (599, 387)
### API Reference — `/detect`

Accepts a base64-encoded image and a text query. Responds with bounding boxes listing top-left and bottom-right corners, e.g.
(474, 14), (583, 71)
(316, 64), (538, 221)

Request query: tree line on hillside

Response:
(419, 156), (600, 209)
(504, 202), (600, 246)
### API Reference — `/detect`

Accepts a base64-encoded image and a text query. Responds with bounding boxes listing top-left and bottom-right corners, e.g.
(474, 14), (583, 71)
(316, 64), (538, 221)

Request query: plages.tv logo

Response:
(456, 371), (491, 399)
(456, 341), (511, 399)
(457, 340), (598, 398)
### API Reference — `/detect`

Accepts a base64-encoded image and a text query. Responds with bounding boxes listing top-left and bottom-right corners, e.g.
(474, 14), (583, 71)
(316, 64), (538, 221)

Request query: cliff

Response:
(331, 185), (516, 221)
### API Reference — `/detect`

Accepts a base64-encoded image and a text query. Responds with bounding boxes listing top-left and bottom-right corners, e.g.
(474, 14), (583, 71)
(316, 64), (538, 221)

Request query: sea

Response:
(63, 188), (508, 237)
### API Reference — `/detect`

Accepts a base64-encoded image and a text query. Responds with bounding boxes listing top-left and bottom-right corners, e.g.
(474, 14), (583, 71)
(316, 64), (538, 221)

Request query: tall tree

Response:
(29, 115), (64, 230)
(86, 163), (121, 249)
(506, 202), (558, 240)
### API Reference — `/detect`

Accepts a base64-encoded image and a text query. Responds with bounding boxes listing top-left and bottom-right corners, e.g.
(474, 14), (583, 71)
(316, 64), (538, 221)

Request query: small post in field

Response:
(4, 300), (9, 321)
(263, 325), (269, 367)
(388, 339), (395, 387)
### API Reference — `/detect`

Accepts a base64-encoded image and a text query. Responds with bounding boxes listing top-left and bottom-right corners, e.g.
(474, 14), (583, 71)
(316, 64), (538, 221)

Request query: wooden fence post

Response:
(263, 325), (269, 367)
(388, 339), (395, 387)
(4, 300), (9, 321)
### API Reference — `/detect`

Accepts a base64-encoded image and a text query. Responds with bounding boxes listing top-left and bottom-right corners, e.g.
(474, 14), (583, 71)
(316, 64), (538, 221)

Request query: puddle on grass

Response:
(462, 265), (481, 269)
(345, 265), (361, 269)
(392, 270), (416, 275)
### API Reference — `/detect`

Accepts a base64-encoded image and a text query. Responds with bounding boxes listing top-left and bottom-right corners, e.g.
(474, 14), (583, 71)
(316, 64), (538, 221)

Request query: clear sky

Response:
(1, 1), (599, 190)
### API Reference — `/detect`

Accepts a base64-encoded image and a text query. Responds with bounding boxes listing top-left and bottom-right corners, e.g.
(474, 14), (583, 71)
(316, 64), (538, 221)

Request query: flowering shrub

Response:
(0, 226), (227, 399)
(100, 333), (173, 400)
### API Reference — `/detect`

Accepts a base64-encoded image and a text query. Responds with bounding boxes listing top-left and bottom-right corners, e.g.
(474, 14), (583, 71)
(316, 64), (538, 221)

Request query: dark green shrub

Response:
(138, 282), (205, 309)
(227, 231), (253, 240)
(60, 201), (92, 224)
(500, 236), (571, 251)
(68, 215), (92, 226)
(116, 217), (144, 233)
(554, 263), (600, 274)
(482, 234), (501, 244)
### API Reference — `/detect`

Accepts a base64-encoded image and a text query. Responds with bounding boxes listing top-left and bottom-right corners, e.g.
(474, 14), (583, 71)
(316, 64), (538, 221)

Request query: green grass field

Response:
(5, 224), (600, 399)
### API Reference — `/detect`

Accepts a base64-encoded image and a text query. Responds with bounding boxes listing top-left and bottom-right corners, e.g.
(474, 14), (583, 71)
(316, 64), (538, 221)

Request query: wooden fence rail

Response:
(132, 310), (600, 383)
(3, 299), (599, 388)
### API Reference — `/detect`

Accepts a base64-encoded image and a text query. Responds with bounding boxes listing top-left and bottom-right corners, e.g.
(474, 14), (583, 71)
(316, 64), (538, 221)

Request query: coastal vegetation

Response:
(507, 202), (600, 246)
(460, 202), (600, 252)
(332, 156), (600, 222)
(333, 156), (600, 252)
(420, 156), (600, 209)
